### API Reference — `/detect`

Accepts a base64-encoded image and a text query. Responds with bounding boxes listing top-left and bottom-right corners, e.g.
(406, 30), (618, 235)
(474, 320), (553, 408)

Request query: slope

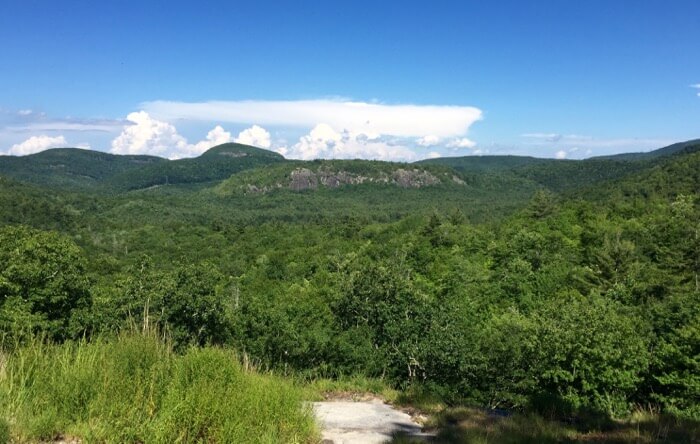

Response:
(0, 148), (165, 189)
(105, 143), (286, 191)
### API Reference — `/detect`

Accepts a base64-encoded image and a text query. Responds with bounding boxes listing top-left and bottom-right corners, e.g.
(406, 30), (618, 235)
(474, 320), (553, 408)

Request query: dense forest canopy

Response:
(0, 139), (698, 421)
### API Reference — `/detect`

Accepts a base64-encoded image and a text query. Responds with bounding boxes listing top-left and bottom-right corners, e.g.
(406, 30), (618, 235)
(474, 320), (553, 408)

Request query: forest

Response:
(0, 140), (698, 442)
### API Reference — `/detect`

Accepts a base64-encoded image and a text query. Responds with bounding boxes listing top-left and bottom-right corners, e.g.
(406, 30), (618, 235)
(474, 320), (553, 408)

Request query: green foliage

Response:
(0, 148), (165, 190)
(1, 137), (700, 434)
(532, 293), (650, 416)
(334, 257), (432, 383)
(0, 334), (315, 443)
(0, 226), (91, 341)
(0, 333), (317, 443)
(99, 258), (235, 349)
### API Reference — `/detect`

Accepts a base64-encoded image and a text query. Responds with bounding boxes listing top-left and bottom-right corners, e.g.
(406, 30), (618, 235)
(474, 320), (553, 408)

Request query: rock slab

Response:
(312, 400), (430, 444)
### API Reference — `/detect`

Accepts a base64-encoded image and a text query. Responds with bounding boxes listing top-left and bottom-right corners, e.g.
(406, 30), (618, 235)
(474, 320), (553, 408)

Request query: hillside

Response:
(415, 154), (555, 173)
(0, 148), (165, 189)
(594, 138), (700, 161)
(0, 143), (286, 192)
(1, 138), (699, 441)
(419, 140), (700, 193)
(105, 143), (286, 191)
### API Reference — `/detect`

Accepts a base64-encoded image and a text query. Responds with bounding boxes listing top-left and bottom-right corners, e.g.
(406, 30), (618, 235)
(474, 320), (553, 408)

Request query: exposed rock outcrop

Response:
(241, 166), (459, 194)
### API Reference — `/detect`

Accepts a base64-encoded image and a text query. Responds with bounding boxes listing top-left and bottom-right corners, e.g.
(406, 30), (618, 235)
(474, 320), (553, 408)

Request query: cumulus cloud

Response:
(555, 150), (567, 159)
(189, 125), (234, 154)
(427, 151), (441, 159)
(143, 99), (482, 139)
(446, 137), (477, 149)
(7, 135), (68, 155)
(234, 125), (271, 148)
(283, 123), (418, 161)
(111, 111), (189, 157)
(110, 111), (237, 159)
(417, 135), (440, 147)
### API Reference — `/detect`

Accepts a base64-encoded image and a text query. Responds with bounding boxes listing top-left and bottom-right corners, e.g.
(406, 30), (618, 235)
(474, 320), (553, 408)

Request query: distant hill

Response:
(105, 143), (285, 191)
(418, 139), (700, 193)
(580, 149), (700, 203)
(593, 139), (700, 161)
(415, 154), (555, 173)
(0, 143), (285, 192)
(0, 148), (165, 189)
(215, 159), (465, 196)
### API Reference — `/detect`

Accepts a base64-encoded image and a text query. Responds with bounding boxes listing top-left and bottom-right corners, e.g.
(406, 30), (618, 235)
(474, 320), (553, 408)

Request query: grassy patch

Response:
(302, 374), (399, 402)
(406, 407), (700, 444)
(0, 333), (317, 443)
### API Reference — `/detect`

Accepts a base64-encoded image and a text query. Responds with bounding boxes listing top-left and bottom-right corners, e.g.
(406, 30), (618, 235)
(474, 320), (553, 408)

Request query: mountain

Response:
(418, 139), (700, 193)
(215, 159), (464, 195)
(0, 143), (286, 192)
(593, 139), (700, 161)
(105, 143), (285, 191)
(0, 148), (165, 189)
(415, 154), (555, 174)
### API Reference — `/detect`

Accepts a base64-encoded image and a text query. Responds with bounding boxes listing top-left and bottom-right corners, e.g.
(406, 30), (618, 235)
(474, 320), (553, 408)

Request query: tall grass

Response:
(0, 333), (317, 443)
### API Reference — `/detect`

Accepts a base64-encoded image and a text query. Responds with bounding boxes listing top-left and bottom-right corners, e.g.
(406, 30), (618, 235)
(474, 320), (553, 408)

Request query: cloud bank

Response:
(109, 112), (277, 159)
(3, 100), (484, 161)
(278, 123), (418, 161)
(142, 99), (482, 139)
(136, 99), (482, 160)
(8, 135), (71, 155)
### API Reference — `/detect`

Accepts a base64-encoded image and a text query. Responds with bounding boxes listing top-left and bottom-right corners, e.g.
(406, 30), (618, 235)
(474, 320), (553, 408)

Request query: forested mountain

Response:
(105, 143), (286, 191)
(595, 138), (700, 161)
(0, 138), (699, 432)
(0, 148), (165, 189)
(0, 143), (285, 192)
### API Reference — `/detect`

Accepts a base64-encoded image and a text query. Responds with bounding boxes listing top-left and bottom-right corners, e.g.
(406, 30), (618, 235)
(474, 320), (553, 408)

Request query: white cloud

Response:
(427, 151), (441, 159)
(446, 137), (477, 149)
(11, 121), (122, 133)
(110, 111), (235, 159)
(7, 135), (68, 155)
(17, 109), (33, 116)
(555, 150), (567, 159)
(284, 123), (418, 161)
(692, 84), (700, 97)
(143, 99), (482, 139)
(189, 125), (234, 154)
(417, 135), (440, 147)
(111, 111), (189, 157)
(521, 133), (563, 142)
(234, 125), (271, 148)
(521, 133), (675, 150)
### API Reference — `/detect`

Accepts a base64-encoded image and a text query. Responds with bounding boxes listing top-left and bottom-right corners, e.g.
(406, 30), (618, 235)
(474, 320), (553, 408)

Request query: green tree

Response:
(0, 225), (91, 341)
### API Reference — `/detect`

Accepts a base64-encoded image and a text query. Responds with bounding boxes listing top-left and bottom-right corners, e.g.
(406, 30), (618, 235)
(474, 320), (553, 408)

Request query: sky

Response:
(1, 0), (698, 161)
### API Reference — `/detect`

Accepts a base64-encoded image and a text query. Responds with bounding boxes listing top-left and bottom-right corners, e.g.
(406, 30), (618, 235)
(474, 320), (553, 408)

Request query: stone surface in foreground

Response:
(312, 400), (431, 444)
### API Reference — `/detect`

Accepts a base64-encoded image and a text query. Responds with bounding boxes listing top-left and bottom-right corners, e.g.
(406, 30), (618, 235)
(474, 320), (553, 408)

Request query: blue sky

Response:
(1, 0), (698, 160)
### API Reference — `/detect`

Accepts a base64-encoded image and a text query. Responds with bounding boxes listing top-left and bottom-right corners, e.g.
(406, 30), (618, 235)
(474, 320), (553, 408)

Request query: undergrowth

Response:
(0, 333), (317, 443)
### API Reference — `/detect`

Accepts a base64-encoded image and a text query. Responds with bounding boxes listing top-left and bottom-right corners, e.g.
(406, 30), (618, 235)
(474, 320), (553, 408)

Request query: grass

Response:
(0, 333), (318, 443)
(301, 374), (399, 402)
(389, 406), (700, 444)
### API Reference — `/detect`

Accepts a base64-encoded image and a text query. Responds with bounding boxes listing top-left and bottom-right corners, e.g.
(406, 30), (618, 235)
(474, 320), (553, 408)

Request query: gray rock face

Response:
(282, 167), (442, 192)
(289, 168), (319, 191)
(392, 168), (440, 188)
